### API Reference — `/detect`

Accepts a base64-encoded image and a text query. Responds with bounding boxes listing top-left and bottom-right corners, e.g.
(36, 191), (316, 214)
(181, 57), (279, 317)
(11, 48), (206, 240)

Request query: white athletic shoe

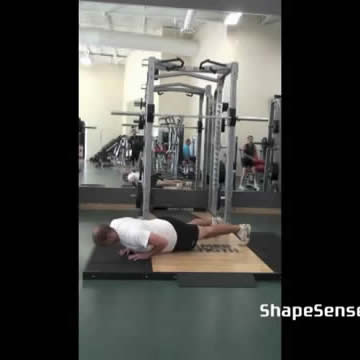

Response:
(237, 224), (251, 246)
(238, 185), (246, 191)
(254, 184), (260, 191)
(211, 216), (224, 225)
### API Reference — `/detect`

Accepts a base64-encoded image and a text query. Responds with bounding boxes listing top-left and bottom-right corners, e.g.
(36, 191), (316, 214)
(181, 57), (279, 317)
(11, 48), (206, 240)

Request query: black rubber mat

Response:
(248, 232), (281, 273)
(83, 245), (152, 279)
(177, 273), (257, 288)
(152, 210), (198, 223)
(89, 245), (126, 263)
(82, 215), (281, 280)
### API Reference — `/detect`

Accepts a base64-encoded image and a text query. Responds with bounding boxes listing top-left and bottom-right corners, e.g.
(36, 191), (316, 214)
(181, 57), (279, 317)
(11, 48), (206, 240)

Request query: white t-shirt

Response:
(127, 172), (140, 184)
(110, 218), (178, 253)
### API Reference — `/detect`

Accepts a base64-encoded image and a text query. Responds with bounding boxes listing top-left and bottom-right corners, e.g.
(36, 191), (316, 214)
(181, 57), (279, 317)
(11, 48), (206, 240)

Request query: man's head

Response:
(185, 139), (191, 146)
(92, 224), (120, 247)
(247, 135), (254, 144)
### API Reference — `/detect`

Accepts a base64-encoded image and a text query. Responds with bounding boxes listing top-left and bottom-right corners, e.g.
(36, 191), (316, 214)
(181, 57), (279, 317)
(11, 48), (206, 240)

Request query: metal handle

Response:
(159, 57), (184, 71)
(199, 59), (227, 69)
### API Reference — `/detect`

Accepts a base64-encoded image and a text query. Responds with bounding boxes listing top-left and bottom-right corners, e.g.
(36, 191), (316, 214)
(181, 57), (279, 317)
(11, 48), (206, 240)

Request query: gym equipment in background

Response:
(79, 118), (96, 172)
(90, 135), (132, 168)
(111, 57), (275, 220)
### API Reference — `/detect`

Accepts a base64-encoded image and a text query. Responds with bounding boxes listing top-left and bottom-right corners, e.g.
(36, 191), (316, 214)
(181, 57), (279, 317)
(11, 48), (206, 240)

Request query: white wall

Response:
(79, 64), (124, 159)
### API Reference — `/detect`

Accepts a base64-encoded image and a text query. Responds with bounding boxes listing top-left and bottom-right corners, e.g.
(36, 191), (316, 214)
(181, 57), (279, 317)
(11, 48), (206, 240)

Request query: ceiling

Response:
(79, 1), (280, 65)
(82, 0), (281, 17)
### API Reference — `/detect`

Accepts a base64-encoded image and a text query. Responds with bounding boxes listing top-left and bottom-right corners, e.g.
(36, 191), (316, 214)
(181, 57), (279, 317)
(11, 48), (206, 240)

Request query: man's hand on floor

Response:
(119, 248), (131, 256)
(128, 252), (151, 261)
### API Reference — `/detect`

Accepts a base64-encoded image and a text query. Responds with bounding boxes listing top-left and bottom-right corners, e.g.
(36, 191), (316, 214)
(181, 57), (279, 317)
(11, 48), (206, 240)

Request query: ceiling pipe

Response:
(80, 51), (126, 58)
(181, 9), (196, 33)
(261, 15), (281, 25)
(79, 27), (199, 56)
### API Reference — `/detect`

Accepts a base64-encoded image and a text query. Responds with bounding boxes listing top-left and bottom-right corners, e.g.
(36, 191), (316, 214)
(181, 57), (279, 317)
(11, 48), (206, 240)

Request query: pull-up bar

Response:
(155, 72), (219, 83)
(154, 82), (205, 93)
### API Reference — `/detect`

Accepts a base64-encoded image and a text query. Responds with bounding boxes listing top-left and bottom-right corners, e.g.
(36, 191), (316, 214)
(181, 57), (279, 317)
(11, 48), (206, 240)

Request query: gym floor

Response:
(79, 209), (281, 360)
(79, 161), (261, 192)
(79, 161), (126, 188)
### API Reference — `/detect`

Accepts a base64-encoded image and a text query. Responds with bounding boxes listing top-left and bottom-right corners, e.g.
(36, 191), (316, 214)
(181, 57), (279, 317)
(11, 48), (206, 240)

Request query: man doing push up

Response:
(92, 216), (251, 261)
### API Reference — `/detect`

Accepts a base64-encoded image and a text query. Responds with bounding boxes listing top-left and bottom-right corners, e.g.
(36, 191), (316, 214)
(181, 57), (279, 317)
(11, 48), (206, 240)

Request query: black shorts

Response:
(131, 151), (140, 162)
(242, 157), (254, 168)
(158, 216), (199, 251)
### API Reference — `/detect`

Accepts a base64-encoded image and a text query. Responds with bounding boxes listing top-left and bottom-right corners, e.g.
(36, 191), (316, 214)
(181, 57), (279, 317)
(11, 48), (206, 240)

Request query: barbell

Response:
(112, 110), (268, 122)
(122, 123), (198, 130)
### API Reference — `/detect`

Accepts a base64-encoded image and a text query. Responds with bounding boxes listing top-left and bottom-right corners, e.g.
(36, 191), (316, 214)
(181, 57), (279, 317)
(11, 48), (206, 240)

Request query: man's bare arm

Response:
(127, 233), (168, 261)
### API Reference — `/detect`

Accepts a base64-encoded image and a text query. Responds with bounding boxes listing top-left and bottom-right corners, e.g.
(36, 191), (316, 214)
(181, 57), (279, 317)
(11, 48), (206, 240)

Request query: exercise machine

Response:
(90, 135), (132, 168)
(79, 118), (96, 172)
(113, 57), (242, 222)
(112, 57), (271, 220)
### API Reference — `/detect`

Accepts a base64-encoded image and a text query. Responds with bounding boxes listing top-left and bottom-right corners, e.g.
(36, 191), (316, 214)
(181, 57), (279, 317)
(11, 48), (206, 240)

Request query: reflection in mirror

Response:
(78, 3), (281, 193)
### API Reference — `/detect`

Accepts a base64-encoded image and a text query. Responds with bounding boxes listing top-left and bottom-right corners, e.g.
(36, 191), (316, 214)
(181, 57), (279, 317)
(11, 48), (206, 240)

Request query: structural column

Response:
(264, 100), (275, 192)
(273, 97), (281, 192)
(224, 63), (238, 223)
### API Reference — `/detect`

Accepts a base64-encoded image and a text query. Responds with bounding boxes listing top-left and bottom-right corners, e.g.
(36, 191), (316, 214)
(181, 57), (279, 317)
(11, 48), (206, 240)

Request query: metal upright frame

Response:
(263, 95), (281, 193)
(202, 85), (212, 189)
(209, 81), (223, 215)
(223, 63), (238, 223)
(142, 57), (156, 218)
(263, 101), (274, 192)
(195, 95), (204, 188)
(277, 97), (281, 191)
(147, 58), (237, 220)
(273, 96), (281, 192)
(263, 97), (281, 192)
